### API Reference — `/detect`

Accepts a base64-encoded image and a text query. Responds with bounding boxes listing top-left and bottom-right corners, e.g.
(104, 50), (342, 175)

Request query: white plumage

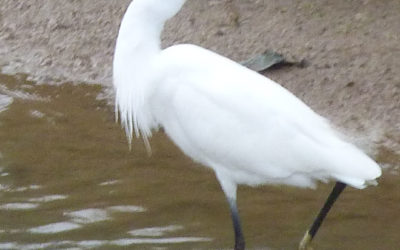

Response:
(113, 0), (381, 248)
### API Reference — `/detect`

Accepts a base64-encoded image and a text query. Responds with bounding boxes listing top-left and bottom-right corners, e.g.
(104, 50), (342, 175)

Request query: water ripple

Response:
(0, 237), (212, 250)
(0, 203), (39, 211)
(28, 222), (81, 234)
(65, 208), (110, 224)
(128, 225), (184, 237)
(107, 205), (146, 213)
(27, 195), (67, 203)
(0, 94), (13, 113)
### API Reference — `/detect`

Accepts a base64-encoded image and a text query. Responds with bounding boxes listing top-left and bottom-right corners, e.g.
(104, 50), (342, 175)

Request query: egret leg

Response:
(299, 181), (347, 250)
(227, 198), (245, 250)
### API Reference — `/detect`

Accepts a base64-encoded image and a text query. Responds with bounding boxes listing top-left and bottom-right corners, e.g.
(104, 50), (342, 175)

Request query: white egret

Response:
(113, 0), (382, 249)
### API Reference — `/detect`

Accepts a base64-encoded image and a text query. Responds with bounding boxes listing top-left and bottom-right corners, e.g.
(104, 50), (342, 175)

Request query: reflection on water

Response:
(129, 225), (184, 237)
(0, 94), (13, 113)
(0, 203), (39, 211)
(0, 73), (399, 249)
(29, 222), (81, 234)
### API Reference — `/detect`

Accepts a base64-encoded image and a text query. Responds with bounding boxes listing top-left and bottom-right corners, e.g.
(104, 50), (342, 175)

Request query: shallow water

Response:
(0, 73), (399, 250)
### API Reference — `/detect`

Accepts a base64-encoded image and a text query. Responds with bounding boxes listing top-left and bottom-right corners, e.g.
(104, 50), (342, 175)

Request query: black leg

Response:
(228, 198), (245, 250)
(299, 181), (347, 250)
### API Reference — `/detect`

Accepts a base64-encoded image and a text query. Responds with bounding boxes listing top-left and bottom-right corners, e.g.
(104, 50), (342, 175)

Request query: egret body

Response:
(113, 0), (381, 249)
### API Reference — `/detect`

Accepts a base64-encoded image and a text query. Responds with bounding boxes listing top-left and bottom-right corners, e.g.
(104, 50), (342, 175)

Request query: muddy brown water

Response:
(0, 73), (399, 250)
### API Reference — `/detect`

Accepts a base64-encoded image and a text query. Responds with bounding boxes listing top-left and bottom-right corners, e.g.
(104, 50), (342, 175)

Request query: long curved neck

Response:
(114, 0), (187, 73)
(114, 3), (163, 69)
(113, 0), (186, 146)
(113, 1), (167, 145)
(114, 0), (187, 62)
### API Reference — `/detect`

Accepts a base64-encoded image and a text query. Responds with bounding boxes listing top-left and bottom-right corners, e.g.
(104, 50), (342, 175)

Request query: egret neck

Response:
(113, 0), (186, 147)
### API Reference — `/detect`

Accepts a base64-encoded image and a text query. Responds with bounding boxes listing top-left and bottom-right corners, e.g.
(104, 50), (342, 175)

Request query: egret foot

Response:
(299, 230), (313, 250)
